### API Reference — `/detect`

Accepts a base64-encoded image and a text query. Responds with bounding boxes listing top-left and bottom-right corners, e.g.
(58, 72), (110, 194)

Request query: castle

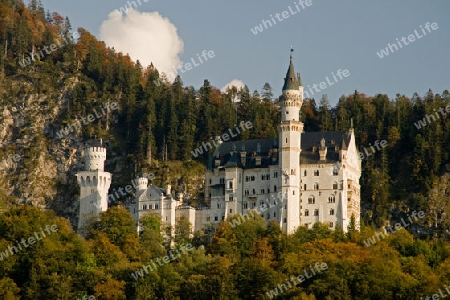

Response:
(76, 143), (111, 233)
(77, 53), (361, 235)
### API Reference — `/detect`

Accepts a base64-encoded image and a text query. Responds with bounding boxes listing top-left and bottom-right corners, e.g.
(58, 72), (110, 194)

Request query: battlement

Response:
(85, 147), (107, 155)
(137, 177), (148, 191)
(84, 146), (107, 171)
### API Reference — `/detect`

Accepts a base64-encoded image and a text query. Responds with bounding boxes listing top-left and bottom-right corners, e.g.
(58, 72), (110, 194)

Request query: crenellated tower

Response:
(137, 176), (148, 191)
(76, 144), (111, 233)
(278, 50), (304, 233)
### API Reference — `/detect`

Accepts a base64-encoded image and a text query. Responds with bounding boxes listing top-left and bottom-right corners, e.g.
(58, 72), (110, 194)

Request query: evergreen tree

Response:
(261, 82), (273, 102)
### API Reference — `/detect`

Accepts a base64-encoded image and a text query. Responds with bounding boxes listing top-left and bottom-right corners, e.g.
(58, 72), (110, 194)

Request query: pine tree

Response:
(261, 82), (273, 102)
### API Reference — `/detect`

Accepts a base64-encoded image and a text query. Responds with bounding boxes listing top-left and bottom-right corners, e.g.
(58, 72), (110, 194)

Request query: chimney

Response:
(166, 184), (171, 196)
(319, 147), (327, 161)
(319, 137), (327, 161)
(240, 144), (246, 166)
(240, 151), (246, 166)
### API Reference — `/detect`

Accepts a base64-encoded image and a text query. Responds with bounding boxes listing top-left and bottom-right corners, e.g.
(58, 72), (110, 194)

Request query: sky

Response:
(39, 0), (450, 106)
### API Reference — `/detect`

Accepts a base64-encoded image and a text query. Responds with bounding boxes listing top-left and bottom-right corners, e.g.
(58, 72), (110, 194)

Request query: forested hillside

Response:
(1, 1), (450, 299)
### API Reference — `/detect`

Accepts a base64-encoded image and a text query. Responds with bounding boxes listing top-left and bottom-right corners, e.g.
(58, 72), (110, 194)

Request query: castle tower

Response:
(137, 176), (148, 191)
(278, 50), (304, 234)
(76, 144), (111, 233)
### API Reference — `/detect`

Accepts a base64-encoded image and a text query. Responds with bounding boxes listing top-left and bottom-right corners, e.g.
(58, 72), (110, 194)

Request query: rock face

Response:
(0, 77), (206, 228)
(0, 81), (83, 221)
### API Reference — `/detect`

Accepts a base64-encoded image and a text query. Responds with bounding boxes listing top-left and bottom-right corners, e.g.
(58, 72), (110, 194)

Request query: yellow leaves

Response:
(0, 278), (20, 300)
(249, 237), (276, 266)
(94, 278), (126, 300)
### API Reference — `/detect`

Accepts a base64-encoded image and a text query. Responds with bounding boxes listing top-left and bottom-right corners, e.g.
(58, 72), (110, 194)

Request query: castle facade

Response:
(77, 54), (361, 235)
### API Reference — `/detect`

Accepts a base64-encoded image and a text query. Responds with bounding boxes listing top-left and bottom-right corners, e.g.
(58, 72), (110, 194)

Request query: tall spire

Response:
(282, 47), (301, 91)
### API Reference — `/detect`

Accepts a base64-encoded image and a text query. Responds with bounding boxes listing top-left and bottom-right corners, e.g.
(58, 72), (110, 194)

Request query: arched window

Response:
(330, 208), (335, 215)
(314, 209), (319, 216)
(304, 209), (309, 216)
(333, 181), (338, 189)
(314, 170), (319, 176)
(314, 183), (319, 190)
(304, 170), (307, 176)
(308, 196), (315, 204)
(328, 195), (336, 203)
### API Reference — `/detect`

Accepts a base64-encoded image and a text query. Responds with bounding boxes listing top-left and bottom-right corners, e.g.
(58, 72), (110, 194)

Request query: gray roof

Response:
(137, 185), (169, 202)
(300, 131), (351, 164)
(282, 54), (301, 91)
(210, 131), (352, 169)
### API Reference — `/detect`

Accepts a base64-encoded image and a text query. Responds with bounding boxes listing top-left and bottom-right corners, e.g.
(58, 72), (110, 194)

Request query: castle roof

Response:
(210, 131), (352, 170)
(137, 185), (170, 202)
(282, 51), (301, 91)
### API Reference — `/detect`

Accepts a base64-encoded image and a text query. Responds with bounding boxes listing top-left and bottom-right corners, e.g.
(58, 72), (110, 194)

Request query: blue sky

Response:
(40, 0), (449, 106)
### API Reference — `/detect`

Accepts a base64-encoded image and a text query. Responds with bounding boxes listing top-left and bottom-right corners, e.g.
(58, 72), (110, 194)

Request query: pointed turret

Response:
(280, 49), (303, 122)
(282, 52), (301, 91)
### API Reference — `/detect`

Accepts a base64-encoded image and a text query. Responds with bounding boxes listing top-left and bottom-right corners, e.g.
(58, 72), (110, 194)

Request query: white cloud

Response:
(221, 79), (246, 93)
(100, 9), (184, 78)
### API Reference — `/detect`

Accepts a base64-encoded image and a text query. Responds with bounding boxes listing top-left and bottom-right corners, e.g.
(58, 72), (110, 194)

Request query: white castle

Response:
(76, 144), (111, 233)
(77, 53), (361, 235)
